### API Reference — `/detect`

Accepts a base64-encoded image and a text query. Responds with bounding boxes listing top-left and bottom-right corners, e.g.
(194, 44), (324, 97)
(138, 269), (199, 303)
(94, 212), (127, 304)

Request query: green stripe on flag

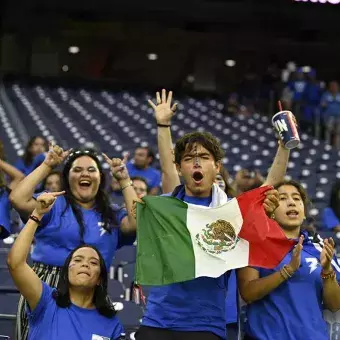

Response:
(136, 196), (196, 285)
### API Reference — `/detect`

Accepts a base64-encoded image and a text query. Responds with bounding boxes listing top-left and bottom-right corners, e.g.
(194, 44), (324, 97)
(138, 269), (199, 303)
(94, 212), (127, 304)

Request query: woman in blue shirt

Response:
(238, 180), (340, 340)
(323, 180), (340, 232)
(15, 136), (48, 176)
(8, 191), (125, 340)
(10, 144), (138, 340)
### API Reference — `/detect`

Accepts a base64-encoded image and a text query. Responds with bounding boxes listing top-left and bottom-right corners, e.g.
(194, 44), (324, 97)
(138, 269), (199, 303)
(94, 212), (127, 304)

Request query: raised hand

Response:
(148, 89), (178, 125)
(131, 198), (145, 220)
(103, 153), (130, 184)
(321, 238), (335, 272)
(288, 235), (304, 273)
(34, 191), (65, 216)
(43, 143), (71, 169)
(263, 189), (279, 216)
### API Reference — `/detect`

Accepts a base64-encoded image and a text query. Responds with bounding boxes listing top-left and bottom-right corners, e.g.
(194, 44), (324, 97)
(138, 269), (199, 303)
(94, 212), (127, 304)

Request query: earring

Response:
(271, 214), (275, 219)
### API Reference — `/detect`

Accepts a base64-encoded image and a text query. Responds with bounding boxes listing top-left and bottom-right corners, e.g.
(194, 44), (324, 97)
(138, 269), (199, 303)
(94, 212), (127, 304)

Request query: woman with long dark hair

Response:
(15, 136), (48, 176)
(323, 180), (340, 232)
(238, 180), (340, 340)
(7, 191), (125, 339)
(10, 144), (138, 340)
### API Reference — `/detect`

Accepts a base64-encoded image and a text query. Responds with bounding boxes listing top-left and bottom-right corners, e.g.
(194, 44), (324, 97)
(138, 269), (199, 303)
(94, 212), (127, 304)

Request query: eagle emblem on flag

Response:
(195, 219), (239, 254)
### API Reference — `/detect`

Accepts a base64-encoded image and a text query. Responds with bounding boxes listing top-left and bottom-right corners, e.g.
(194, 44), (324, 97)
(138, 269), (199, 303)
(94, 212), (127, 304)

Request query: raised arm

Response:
(103, 153), (139, 234)
(7, 191), (64, 311)
(9, 144), (70, 219)
(148, 89), (180, 193)
(0, 159), (25, 190)
(321, 238), (340, 312)
(237, 236), (302, 303)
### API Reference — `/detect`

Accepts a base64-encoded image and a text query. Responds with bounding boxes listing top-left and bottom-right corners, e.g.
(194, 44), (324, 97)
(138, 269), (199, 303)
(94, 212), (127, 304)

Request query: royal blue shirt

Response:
(322, 207), (340, 231)
(245, 232), (340, 340)
(225, 270), (238, 324)
(321, 92), (340, 118)
(0, 189), (11, 239)
(126, 163), (161, 190)
(28, 282), (125, 340)
(142, 190), (228, 339)
(15, 153), (46, 176)
(31, 195), (133, 268)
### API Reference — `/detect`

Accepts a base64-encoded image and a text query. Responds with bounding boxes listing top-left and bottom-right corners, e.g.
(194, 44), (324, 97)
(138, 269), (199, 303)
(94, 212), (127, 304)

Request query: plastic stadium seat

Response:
(112, 246), (137, 268)
(0, 267), (15, 288)
(0, 317), (15, 340)
(108, 279), (126, 301)
(117, 263), (136, 289)
(0, 292), (20, 314)
(114, 301), (144, 330)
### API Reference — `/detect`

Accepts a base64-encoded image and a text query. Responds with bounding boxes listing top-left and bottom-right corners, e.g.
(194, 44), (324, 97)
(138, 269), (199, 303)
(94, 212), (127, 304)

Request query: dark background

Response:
(1, 0), (340, 93)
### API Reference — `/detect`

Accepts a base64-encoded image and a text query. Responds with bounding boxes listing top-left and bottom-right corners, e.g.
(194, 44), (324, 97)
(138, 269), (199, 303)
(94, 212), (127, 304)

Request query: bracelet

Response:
(29, 215), (41, 225)
(321, 270), (336, 280)
(121, 181), (133, 191)
(279, 268), (289, 280)
(157, 123), (171, 128)
(282, 265), (293, 278)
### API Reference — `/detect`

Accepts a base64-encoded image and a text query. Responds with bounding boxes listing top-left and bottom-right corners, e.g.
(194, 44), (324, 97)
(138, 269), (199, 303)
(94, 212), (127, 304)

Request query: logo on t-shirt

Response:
(306, 257), (319, 274)
(92, 335), (110, 340)
(98, 222), (107, 236)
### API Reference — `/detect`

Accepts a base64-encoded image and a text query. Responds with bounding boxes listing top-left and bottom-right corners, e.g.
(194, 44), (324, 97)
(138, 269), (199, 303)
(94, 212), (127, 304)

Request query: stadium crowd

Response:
(0, 89), (340, 340)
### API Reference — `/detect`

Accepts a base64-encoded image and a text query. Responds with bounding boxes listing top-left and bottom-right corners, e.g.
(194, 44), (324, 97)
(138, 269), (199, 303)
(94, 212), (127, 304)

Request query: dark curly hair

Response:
(174, 132), (224, 164)
(62, 149), (117, 241)
(53, 244), (116, 318)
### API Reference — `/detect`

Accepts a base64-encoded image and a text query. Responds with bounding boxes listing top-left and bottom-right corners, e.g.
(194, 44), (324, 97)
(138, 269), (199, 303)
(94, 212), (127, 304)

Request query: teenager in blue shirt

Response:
(323, 180), (340, 232)
(42, 170), (63, 192)
(10, 145), (138, 340)
(126, 146), (161, 195)
(238, 180), (340, 340)
(15, 136), (48, 176)
(8, 191), (125, 340)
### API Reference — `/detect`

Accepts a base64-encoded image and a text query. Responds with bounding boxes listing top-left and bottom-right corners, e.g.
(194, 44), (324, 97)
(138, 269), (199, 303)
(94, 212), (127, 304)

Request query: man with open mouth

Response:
(135, 90), (292, 340)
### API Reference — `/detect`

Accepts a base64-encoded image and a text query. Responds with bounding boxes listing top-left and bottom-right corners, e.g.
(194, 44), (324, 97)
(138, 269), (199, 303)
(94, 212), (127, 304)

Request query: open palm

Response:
(148, 89), (177, 125)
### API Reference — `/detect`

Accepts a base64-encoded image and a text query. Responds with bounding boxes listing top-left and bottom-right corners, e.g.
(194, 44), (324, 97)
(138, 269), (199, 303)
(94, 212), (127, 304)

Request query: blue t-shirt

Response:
(0, 189), (11, 239)
(322, 207), (340, 231)
(126, 163), (161, 190)
(288, 80), (307, 101)
(142, 190), (228, 339)
(321, 92), (340, 117)
(225, 270), (237, 324)
(28, 282), (124, 340)
(15, 153), (46, 176)
(31, 195), (133, 268)
(245, 232), (340, 340)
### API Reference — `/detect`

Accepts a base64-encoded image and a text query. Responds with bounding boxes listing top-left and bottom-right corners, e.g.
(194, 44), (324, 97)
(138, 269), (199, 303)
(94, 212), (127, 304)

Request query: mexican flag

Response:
(135, 186), (295, 286)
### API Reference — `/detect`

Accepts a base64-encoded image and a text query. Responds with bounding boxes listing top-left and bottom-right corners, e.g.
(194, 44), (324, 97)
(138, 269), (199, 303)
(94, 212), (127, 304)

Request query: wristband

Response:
(121, 180), (133, 191)
(157, 123), (171, 128)
(321, 270), (336, 280)
(29, 215), (41, 225)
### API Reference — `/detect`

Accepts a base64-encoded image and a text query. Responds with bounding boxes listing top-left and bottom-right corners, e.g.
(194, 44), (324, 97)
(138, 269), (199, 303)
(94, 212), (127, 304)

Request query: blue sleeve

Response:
(32, 153), (46, 168)
(322, 208), (340, 230)
(149, 170), (161, 189)
(26, 281), (53, 325)
(0, 191), (11, 239)
(14, 159), (25, 173)
(112, 204), (135, 248)
(111, 319), (125, 340)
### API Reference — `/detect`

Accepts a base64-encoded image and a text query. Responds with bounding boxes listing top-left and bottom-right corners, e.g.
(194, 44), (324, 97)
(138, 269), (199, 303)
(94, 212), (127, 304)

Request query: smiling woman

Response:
(7, 192), (125, 339)
(9, 146), (138, 340)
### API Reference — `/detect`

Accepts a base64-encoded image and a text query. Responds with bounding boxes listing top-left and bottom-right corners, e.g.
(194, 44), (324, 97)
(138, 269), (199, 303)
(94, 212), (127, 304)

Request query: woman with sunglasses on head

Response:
(10, 144), (138, 340)
(7, 191), (125, 340)
(237, 180), (340, 340)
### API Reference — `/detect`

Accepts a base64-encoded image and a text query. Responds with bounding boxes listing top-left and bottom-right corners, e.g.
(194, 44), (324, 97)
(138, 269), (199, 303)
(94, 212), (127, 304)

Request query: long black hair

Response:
(62, 149), (117, 241)
(330, 180), (340, 220)
(23, 136), (48, 166)
(53, 244), (116, 318)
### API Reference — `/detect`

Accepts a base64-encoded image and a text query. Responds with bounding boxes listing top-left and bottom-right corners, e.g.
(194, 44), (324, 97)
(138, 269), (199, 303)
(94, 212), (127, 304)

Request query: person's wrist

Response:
(285, 264), (296, 275)
(42, 161), (54, 170)
(156, 120), (171, 126)
(31, 210), (44, 220)
(321, 265), (333, 274)
(119, 178), (132, 189)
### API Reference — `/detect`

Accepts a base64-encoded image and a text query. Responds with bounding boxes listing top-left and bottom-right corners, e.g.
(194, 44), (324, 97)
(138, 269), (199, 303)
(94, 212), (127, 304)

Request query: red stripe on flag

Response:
(237, 186), (295, 269)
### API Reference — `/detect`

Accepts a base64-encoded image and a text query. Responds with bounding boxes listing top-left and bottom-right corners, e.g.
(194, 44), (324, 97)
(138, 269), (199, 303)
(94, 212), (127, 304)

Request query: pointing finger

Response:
(52, 191), (66, 197)
(122, 153), (129, 164)
(102, 153), (112, 165)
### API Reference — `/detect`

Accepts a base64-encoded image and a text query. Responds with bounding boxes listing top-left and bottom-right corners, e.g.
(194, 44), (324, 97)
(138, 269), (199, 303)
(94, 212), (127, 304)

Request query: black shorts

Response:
(135, 326), (223, 340)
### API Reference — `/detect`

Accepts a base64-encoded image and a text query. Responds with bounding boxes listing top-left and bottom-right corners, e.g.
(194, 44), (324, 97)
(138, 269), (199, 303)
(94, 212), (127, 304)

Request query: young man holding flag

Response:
(134, 95), (293, 340)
